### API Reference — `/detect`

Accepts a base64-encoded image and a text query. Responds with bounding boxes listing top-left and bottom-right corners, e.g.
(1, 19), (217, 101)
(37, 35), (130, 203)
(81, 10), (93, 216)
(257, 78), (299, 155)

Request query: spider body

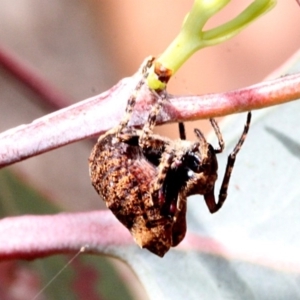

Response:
(89, 128), (186, 256)
(89, 58), (251, 256)
(89, 113), (251, 257)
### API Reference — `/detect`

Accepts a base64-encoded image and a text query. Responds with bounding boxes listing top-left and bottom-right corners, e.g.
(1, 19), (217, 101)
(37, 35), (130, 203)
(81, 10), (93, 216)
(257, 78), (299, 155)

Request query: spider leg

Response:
(139, 91), (167, 149)
(116, 80), (145, 137)
(209, 118), (225, 153)
(150, 149), (175, 204)
(174, 191), (187, 220)
(171, 195), (187, 246)
(116, 56), (155, 139)
(178, 122), (186, 140)
(204, 112), (252, 213)
(151, 143), (189, 219)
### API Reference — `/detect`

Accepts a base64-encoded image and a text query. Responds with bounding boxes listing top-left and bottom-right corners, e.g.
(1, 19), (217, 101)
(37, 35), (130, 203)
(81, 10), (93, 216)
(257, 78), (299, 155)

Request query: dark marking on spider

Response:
(89, 57), (251, 257)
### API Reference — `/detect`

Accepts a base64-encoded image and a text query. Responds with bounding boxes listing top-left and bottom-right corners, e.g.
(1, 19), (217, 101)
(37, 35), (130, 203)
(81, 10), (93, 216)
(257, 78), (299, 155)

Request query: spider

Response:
(89, 58), (251, 256)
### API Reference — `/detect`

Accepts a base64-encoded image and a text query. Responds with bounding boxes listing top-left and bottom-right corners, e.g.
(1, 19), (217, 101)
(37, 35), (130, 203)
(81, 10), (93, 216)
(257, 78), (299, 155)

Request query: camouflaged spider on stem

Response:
(89, 58), (251, 256)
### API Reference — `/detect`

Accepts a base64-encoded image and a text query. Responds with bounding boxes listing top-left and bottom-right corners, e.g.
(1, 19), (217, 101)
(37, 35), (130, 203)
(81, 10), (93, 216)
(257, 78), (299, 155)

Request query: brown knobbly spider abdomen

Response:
(89, 133), (156, 226)
(89, 132), (175, 256)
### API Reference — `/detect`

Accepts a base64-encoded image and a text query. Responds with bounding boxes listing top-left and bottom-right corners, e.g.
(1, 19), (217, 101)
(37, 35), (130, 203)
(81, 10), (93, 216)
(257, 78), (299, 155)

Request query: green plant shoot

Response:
(147, 0), (277, 91)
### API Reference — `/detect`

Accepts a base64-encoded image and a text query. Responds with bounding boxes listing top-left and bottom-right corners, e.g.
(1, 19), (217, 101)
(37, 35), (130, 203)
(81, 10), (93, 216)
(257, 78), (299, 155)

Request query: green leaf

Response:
(147, 0), (277, 90)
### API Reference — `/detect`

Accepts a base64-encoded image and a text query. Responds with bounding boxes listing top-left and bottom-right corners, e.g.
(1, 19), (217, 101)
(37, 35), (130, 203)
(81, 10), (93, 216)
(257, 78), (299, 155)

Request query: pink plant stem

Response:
(0, 71), (300, 169)
(0, 45), (72, 109)
(1, 210), (300, 274)
(170, 72), (300, 120)
(0, 211), (133, 260)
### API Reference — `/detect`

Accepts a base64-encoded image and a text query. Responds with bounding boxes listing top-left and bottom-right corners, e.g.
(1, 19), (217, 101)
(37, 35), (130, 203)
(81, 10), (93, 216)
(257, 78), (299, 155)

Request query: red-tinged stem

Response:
(0, 45), (72, 109)
(166, 72), (300, 120)
(0, 211), (133, 260)
(0, 71), (299, 169)
(1, 210), (300, 274)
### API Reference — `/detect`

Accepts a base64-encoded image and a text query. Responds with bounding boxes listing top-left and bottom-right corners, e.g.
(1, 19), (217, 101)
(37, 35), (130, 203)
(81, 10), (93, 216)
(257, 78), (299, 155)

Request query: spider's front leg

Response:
(170, 194), (187, 246)
(150, 143), (189, 221)
(138, 91), (167, 149)
(150, 148), (175, 206)
(204, 112), (252, 213)
(115, 56), (155, 139)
